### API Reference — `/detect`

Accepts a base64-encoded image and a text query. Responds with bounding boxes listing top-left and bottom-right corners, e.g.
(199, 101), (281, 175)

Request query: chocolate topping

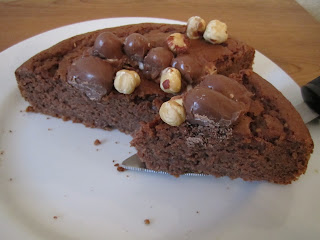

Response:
(93, 32), (123, 59)
(171, 55), (202, 84)
(124, 33), (150, 61)
(199, 74), (252, 108)
(183, 75), (252, 126)
(183, 87), (243, 126)
(143, 47), (174, 80)
(67, 56), (114, 101)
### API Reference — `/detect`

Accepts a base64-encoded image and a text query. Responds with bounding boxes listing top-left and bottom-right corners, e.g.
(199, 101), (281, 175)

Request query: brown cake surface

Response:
(131, 70), (314, 184)
(15, 22), (254, 134)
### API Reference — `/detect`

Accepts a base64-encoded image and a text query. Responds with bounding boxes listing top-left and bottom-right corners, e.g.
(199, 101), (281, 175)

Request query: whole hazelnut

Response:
(114, 70), (141, 94)
(166, 33), (190, 54)
(160, 67), (182, 94)
(186, 16), (206, 39)
(203, 20), (228, 44)
(159, 98), (186, 126)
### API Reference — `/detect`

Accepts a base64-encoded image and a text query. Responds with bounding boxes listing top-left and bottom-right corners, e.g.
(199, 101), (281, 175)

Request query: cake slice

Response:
(15, 21), (254, 134)
(131, 70), (314, 184)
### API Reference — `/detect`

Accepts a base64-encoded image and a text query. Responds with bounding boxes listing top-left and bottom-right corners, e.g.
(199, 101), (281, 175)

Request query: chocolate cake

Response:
(15, 17), (313, 184)
(15, 21), (254, 133)
(131, 70), (314, 184)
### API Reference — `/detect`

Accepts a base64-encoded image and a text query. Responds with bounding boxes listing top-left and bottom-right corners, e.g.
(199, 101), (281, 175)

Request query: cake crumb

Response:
(126, 175), (129, 177)
(0, 150), (4, 155)
(196, 211), (199, 214)
(115, 141), (119, 144)
(9, 130), (12, 133)
(48, 128), (52, 131)
(47, 117), (50, 119)
(96, 149), (99, 151)
(9, 178), (13, 181)
(117, 166), (126, 172)
(53, 216), (58, 219)
(112, 160), (116, 163)
(315, 169), (319, 174)
(94, 139), (102, 146)
(26, 106), (35, 112)
(144, 219), (150, 225)
(114, 163), (119, 167)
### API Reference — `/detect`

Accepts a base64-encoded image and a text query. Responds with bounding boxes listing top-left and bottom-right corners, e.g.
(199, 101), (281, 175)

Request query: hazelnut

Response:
(186, 16), (206, 39)
(159, 98), (186, 126)
(114, 70), (141, 94)
(203, 20), (228, 44)
(166, 33), (189, 54)
(160, 67), (182, 94)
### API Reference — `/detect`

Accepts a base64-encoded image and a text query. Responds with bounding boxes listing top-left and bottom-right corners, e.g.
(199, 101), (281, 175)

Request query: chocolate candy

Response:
(143, 47), (173, 80)
(67, 56), (114, 101)
(171, 55), (202, 84)
(183, 74), (252, 126)
(93, 32), (123, 59)
(199, 74), (252, 108)
(124, 33), (150, 61)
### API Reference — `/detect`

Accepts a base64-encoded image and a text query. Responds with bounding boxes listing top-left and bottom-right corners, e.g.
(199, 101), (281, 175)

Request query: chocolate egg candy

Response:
(67, 56), (114, 101)
(199, 74), (252, 108)
(124, 33), (150, 61)
(183, 86), (247, 126)
(93, 32), (123, 59)
(143, 47), (174, 80)
(171, 55), (202, 84)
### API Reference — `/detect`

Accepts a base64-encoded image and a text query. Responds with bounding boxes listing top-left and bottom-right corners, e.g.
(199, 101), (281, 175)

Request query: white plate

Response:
(0, 18), (319, 240)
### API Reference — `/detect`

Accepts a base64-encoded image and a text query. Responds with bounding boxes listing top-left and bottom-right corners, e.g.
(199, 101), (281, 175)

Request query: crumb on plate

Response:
(144, 219), (150, 225)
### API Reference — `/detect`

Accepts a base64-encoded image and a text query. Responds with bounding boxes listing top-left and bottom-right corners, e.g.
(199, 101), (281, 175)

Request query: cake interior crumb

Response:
(53, 216), (58, 219)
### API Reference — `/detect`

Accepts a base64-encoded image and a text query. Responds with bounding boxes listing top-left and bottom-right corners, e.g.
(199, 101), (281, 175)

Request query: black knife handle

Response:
(301, 76), (320, 115)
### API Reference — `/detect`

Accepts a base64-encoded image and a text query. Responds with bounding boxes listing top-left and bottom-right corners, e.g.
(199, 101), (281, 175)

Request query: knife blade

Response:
(122, 76), (320, 175)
